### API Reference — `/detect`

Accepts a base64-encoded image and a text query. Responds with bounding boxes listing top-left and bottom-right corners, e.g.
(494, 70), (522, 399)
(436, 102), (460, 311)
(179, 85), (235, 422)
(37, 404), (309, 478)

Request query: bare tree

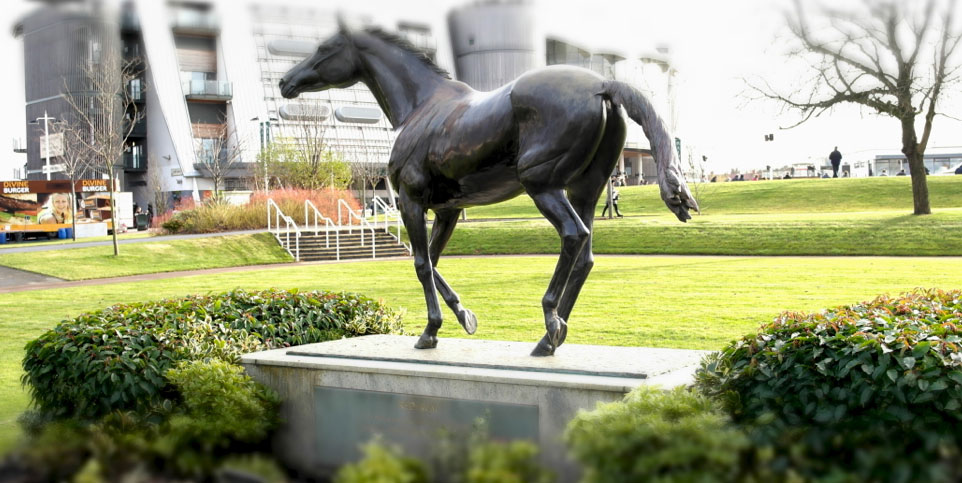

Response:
(348, 146), (387, 212)
(752, 0), (960, 215)
(63, 42), (143, 255)
(49, 119), (92, 241)
(146, 153), (168, 220)
(194, 116), (245, 201)
(684, 151), (715, 210)
(259, 100), (352, 191)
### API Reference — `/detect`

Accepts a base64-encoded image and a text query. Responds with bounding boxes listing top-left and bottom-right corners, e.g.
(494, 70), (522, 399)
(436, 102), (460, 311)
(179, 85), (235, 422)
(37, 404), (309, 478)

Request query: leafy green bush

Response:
(565, 385), (749, 483)
(696, 288), (962, 482)
(334, 421), (552, 483)
(149, 360), (281, 478)
(335, 439), (429, 483)
(466, 440), (552, 483)
(22, 289), (403, 420)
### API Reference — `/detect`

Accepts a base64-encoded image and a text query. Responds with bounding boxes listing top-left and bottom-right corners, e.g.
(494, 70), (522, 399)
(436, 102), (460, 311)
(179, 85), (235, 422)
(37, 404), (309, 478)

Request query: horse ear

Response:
(336, 12), (349, 34)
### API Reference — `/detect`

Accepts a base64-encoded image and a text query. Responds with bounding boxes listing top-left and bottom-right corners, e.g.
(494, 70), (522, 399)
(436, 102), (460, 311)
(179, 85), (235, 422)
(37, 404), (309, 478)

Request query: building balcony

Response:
(170, 8), (219, 35)
(125, 117), (147, 137)
(182, 80), (232, 101)
(128, 80), (145, 103)
(123, 152), (145, 171)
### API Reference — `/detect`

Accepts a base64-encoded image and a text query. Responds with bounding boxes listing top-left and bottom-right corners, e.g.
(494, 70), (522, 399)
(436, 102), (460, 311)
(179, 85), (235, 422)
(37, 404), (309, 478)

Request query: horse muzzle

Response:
(279, 77), (299, 99)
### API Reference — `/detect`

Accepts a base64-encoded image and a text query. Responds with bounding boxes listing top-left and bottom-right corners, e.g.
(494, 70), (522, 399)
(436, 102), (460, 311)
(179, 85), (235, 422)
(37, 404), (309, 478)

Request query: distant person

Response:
(602, 189), (622, 217)
(821, 172), (830, 178)
(829, 146), (842, 178)
(880, 169), (888, 176)
(783, 173), (792, 179)
(37, 192), (72, 225)
(897, 169), (907, 176)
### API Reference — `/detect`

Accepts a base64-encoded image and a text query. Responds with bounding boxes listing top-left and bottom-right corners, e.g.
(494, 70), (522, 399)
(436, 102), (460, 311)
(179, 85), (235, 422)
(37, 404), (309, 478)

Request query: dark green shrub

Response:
(466, 440), (552, 483)
(22, 289), (403, 420)
(148, 359), (281, 478)
(334, 423), (552, 483)
(565, 385), (749, 483)
(334, 439), (429, 483)
(696, 288), (962, 482)
(160, 216), (183, 233)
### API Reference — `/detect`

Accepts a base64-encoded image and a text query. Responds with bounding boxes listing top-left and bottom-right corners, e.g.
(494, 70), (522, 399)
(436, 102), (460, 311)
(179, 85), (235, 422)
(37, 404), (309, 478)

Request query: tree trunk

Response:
(900, 116), (931, 215)
(70, 175), (77, 241)
(108, 166), (120, 256)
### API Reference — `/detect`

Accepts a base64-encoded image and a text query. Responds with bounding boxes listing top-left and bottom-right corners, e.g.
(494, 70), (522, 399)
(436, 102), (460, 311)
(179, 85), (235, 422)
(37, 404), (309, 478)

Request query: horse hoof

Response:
(459, 309), (478, 335)
(530, 335), (555, 357)
(414, 334), (438, 349)
(546, 317), (568, 348)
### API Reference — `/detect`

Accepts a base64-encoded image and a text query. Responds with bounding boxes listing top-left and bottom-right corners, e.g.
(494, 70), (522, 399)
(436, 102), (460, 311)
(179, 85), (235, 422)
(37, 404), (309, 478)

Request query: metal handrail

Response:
(304, 199), (341, 260)
(371, 196), (410, 254)
(338, 199), (377, 258)
(267, 198), (301, 261)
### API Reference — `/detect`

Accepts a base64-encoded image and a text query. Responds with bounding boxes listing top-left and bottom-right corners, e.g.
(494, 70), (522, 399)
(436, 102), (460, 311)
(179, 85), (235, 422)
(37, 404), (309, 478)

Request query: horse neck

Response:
(356, 41), (450, 127)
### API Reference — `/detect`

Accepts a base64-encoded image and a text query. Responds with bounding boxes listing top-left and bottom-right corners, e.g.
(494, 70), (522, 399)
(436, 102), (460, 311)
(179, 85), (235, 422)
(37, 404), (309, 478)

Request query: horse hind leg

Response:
(430, 209), (477, 334)
(555, 106), (629, 343)
(525, 186), (591, 356)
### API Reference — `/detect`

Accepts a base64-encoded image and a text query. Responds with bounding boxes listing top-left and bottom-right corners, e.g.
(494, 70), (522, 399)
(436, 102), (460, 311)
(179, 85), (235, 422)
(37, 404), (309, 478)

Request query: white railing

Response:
(338, 199), (378, 258)
(304, 199), (340, 260)
(267, 197), (410, 261)
(370, 196), (410, 253)
(267, 199), (301, 261)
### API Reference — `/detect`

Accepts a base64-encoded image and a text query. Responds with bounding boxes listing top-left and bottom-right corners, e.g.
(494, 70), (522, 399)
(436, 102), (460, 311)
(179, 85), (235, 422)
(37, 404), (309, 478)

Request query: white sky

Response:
(1, 0), (959, 179)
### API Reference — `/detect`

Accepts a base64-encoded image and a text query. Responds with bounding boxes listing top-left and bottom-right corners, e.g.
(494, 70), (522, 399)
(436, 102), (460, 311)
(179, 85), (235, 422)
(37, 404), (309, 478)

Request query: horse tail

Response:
(600, 80), (673, 168)
(600, 79), (699, 219)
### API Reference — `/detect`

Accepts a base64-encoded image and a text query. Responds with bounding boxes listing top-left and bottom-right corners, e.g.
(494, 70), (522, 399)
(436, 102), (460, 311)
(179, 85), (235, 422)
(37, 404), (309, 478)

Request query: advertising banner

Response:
(1, 179), (117, 234)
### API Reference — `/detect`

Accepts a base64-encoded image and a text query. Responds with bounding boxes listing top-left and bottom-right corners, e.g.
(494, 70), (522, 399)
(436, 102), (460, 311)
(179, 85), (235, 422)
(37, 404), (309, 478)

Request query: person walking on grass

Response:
(830, 146), (842, 178)
(602, 189), (623, 217)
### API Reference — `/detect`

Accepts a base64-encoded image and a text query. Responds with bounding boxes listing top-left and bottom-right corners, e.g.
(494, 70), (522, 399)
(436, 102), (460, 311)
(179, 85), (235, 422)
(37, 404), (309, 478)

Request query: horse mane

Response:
(361, 27), (451, 80)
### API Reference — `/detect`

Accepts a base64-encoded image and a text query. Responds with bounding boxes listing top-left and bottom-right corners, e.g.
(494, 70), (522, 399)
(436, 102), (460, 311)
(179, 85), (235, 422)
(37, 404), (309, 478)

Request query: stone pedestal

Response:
(240, 335), (710, 481)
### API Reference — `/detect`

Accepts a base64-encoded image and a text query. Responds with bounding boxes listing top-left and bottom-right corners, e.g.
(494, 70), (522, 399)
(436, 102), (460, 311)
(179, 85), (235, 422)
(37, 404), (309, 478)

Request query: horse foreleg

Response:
(430, 209), (477, 335)
(399, 193), (444, 349)
(528, 189), (590, 356)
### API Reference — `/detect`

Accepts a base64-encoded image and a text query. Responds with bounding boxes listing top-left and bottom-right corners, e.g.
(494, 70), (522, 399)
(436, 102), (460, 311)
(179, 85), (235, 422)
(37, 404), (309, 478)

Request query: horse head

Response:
(280, 19), (361, 99)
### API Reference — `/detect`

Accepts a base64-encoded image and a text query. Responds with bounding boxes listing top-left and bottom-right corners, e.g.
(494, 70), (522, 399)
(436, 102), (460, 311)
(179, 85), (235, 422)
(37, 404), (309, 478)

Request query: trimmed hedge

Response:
(566, 386), (748, 483)
(696, 288), (962, 481)
(22, 289), (403, 421)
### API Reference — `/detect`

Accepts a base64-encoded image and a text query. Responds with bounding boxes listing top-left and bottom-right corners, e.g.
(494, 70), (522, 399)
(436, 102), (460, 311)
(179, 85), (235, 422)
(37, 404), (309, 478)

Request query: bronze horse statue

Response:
(280, 21), (698, 356)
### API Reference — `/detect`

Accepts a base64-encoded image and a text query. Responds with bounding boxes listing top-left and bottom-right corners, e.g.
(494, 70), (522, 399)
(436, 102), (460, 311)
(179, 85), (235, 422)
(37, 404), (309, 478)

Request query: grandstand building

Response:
(15, 0), (680, 209)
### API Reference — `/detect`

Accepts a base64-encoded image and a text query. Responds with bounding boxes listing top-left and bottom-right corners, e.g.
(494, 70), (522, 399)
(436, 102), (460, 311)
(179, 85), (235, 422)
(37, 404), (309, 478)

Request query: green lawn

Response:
(0, 231), (154, 249)
(446, 209), (962, 256)
(3, 255), (962, 451)
(462, 176), (962, 218)
(0, 233), (292, 280)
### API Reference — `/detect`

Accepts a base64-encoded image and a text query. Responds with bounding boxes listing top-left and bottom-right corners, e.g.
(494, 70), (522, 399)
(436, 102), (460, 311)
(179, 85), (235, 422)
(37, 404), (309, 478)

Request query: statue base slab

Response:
(241, 335), (710, 481)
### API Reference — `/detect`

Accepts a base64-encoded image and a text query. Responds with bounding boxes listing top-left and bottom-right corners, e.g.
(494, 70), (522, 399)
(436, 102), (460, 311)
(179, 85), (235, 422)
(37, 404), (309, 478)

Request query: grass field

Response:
(0, 233), (292, 280)
(2, 255), (962, 450)
(463, 176), (962, 218)
(446, 209), (962, 256)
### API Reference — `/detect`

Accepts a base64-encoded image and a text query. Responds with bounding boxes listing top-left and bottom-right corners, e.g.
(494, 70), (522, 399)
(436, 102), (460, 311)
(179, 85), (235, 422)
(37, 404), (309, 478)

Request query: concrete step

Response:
(272, 230), (409, 261)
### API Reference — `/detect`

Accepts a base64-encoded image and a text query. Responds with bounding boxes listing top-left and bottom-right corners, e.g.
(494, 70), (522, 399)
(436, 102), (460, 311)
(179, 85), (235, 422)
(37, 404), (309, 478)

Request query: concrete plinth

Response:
(240, 335), (710, 481)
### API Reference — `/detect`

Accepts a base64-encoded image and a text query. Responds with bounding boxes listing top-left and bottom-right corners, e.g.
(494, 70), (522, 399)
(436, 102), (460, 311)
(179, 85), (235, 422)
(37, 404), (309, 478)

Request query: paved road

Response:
(0, 266), (63, 289)
(0, 229), (264, 254)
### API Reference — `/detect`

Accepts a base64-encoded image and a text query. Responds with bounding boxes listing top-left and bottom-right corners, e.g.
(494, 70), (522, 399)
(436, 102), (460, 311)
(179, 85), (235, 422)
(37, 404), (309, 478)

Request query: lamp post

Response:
(30, 110), (57, 181)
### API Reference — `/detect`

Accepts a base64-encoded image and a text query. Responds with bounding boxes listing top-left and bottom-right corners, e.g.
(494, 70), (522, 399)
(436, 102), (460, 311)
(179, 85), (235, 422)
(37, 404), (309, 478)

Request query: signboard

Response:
(41, 164), (65, 174)
(0, 179), (121, 233)
(314, 387), (539, 468)
(39, 132), (64, 158)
